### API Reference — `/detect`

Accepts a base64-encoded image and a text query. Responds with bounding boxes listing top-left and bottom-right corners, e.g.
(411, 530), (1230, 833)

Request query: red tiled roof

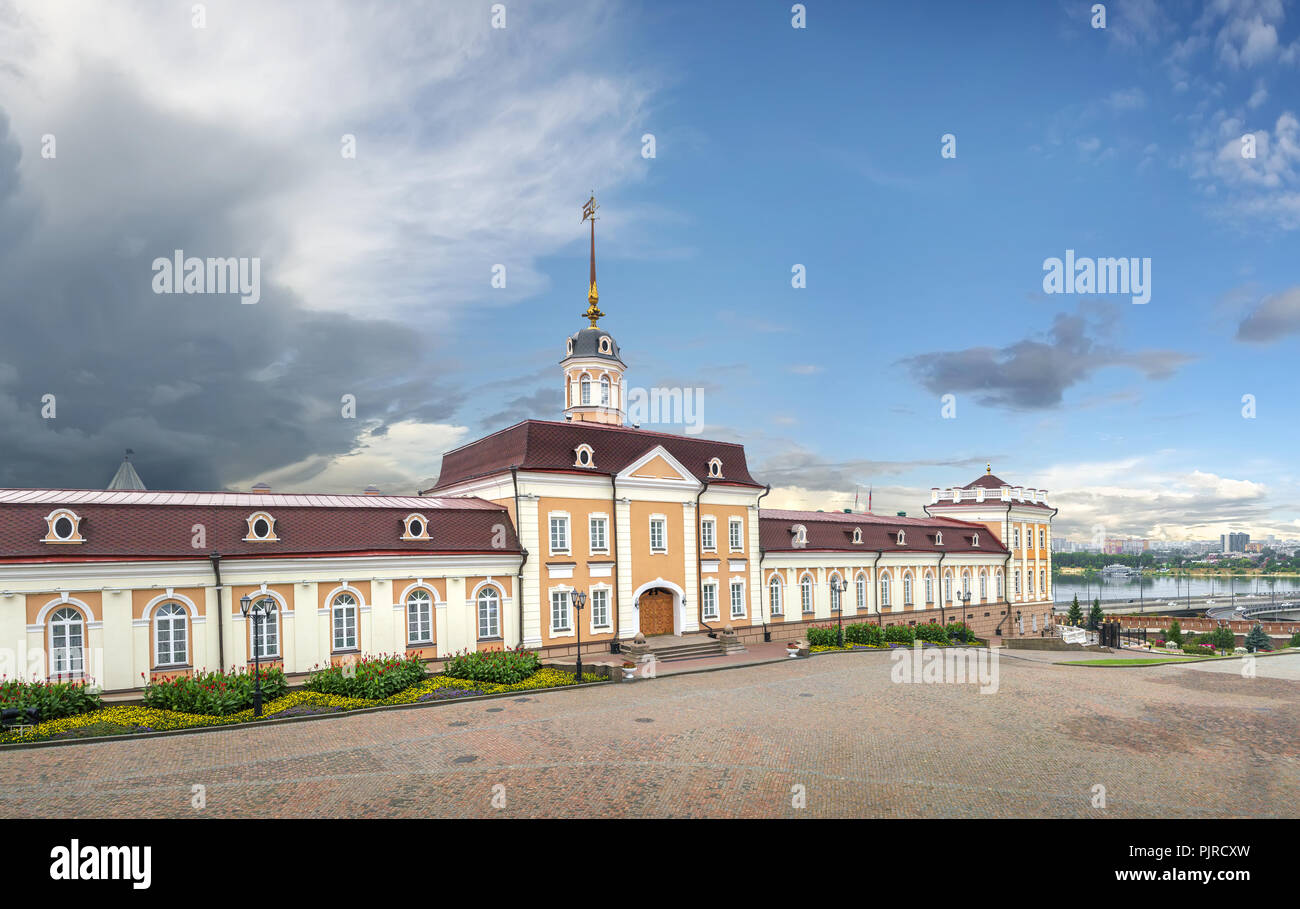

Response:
(759, 510), (1006, 554)
(964, 473), (1009, 489)
(0, 490), (519, 562)
(428, 420), (762, 491)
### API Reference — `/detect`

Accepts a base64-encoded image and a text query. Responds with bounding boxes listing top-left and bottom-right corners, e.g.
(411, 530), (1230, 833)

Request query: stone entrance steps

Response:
(642, 635), (742, 663)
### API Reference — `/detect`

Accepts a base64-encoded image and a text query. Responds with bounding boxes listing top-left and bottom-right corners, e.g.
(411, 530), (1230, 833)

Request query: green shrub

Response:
(914, 623), (950, 644)
(143, 666), (289, 715)
(946, 621), (978, 643)
(1164, 620), (1183, 646)
(806, 625), (840, 647)
(0, 678), (102, 721)
(303, 653), (425, 700)
(442, 647), (541, 685)
(1182, 641), (1215, 656)
(844, 623), (883, 646)
(1244, 623), (1271, 653)
(883, 624), (914, 644)
(1211, 626), (1237, 653)
(1289, 631), (1300, 648)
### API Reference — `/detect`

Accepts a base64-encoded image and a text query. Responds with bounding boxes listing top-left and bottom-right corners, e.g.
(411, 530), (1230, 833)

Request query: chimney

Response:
(251, 482), (271, 494)
(364, 485), (381, 495)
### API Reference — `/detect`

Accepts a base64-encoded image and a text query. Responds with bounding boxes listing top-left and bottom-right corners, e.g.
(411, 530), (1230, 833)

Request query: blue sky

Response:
(0, 0), (1297, 540)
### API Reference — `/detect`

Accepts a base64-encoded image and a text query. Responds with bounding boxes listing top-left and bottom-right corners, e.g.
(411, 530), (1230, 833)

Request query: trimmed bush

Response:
(913, 623), (950, 644)
(0, 678), (101, 722)
(806, 625), (840, 647)
(143, 666), (288, 716)
(1244, 623), (1271, 653)
(1181, 642), (1215, 656)
(844, 622), (883, 646)
(883, 624), (914, 644)
(442, 646), (541, 685)
(303, 653), (426, 700)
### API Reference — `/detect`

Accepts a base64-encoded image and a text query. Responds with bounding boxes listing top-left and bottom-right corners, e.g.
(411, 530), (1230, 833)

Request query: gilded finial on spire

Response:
(986, 463), (991, 475)
(581, 193), (605, 328)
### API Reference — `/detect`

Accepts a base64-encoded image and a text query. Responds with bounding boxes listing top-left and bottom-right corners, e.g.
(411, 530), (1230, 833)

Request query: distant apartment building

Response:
(1221, 533), (1250, 553)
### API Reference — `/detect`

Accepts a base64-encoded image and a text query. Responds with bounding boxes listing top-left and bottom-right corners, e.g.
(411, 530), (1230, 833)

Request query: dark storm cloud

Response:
(899, 310), (1194, 410)
(0, 71), (460, 491)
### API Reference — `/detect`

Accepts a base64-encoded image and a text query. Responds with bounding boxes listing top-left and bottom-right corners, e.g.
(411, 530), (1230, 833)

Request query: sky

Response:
(0, 0), (1298, 542)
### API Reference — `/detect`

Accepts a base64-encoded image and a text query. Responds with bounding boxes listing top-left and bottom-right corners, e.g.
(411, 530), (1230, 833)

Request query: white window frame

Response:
(49, 606), (85, 676)
(729, 579), (745, 618)
(944, 574), (952, 603)
(879, 574), (891, 608)
(580, 375), (592, 405)
(903, 575), (913, 606)
(700, 517), (716, 552)
(478, 586), (501, 639)
(925, 574), (934, 604)
(590, 586), (611, 631)
(800, 574), (814, 613)
(332, 592), (358, 652)
(979, 573), (987, 602)
(649, 515), (667, 553)
(728, 518), (743, 553)
(407, 588), (433, 645)
(702, 582), (719, 621)
(769, 577), (783, 616)
(589, 514), (608, 554)
(829, 573), (842, 612)
(856, 572), (867, 610)
(154, 601), (188, 667)
(550, 589), (572, 633)
(548, 512), (570, 555)
(252, 599), (280, 659)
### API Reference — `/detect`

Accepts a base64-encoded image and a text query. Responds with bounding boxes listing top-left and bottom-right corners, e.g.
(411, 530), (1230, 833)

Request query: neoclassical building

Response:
(0, 204), (1056, 691)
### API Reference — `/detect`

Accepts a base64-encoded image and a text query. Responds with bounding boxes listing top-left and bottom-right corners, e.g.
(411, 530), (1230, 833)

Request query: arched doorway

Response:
(638, 587), (676, 636)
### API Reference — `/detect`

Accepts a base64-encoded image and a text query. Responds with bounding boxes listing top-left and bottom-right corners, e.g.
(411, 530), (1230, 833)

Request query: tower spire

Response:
(581, 193), (605, 328)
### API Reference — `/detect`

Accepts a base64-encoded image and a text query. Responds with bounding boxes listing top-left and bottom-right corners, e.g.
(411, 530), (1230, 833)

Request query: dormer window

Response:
(791, 524), (807, 548)
(43, 509), (85, 544)
(599, 336), (611, 354)
(402, 513), (431, 541)
(244, 511), (278, 542)
(574, 443), (595, 468)
(935, 531), (943, 546)
(851, 527), (863, 544)
(707, 458), (723, 478)
(972, 532), (980, 547)
(896, 530), (906, 545)
(566, 338), (574, 355)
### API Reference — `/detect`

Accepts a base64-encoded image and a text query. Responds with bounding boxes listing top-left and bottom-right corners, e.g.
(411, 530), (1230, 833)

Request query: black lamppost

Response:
(829, 576), (848, 646)
(570, 589), (587, 680)
(239, 593), (277, 717)
(955, 590), (971, 630)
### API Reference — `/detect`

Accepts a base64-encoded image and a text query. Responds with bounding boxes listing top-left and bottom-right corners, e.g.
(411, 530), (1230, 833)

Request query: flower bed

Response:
(0, 678), (102, 721)
(0, 666), (605, 746)
(143, 666), (288, 715)
(302, 653), (425, 700)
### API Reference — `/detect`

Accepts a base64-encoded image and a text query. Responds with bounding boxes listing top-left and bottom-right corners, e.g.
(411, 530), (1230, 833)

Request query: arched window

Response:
(332, 592), (358, 651)
(769, 577), (783, 616)
(856, 572), (867, 609)
(997, 572), (1004, 599)
(903, 574), (913, 605)
(580, 376), (592, 405)
(155, 602), (188, 666)
(600, 376), (610, 406)
(830, 574), (842, 612)
(925, 573), (934, 604)
(879, 573), (891, 607)
(1040, 569), (1046, 597)
(944, 572), (952, 603)
(252, 598), (279, 659)
(50, 606), (85, 676)
(1014, 570), (1021, 596)
(800, 575), (813, 613)
(407, 589), (433, 644)
(962, 572), (970, 598)
(478, 586), (500, 638)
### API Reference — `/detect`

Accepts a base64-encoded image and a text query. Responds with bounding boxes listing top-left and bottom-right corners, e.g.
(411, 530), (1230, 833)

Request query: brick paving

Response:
(0, 650), (1295, 818)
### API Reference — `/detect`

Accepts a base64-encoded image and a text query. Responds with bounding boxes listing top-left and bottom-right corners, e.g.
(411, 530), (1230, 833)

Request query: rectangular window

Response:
(1013, 528), (1021, 549)
(1039, 529), (1045, 548)
(550, 591), (571, 632)
(880, 578), (890, 607)
(549, 515), (569, 553)
(591, 588), (610, 629)
(702, 584), (718, 620)
(589, 516), (607, 553)
(904, 577), (913, 605)
(701, 519), (715, 551)
(925, 577), (933, 604)
(730, 581), (744, 617)
(650, 517), (666, 552)
(944, 577), (952, 603)
(801, 579), (813, 613)
(1014, 570), (1021, 595)
(728, 519), (743, 552)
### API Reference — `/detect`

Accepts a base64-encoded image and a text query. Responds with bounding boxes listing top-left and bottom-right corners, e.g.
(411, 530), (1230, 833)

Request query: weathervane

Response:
(581, 193), (605, 328)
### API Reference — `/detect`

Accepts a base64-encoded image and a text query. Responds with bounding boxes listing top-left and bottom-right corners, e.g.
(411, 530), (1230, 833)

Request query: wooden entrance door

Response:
(639, 589), (675, 636)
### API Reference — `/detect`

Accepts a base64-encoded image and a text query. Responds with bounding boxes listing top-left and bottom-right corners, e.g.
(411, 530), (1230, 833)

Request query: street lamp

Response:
(239, 593), (277, 717)
(569, 589), (587, 681)
(954, 590), (971, 631)
(828, 577), (848, 646)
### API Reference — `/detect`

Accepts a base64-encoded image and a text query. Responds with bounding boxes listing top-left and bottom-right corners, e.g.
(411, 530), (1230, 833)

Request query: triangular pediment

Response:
(618, 445), (698, 486)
